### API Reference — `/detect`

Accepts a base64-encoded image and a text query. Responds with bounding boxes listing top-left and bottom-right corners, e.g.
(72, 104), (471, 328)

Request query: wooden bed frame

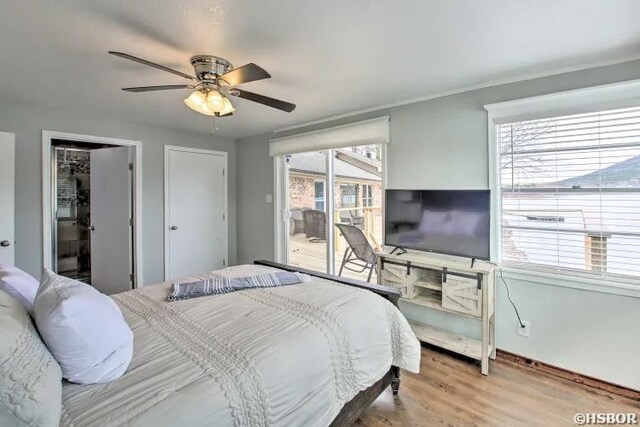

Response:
(253, 260), (403, 426)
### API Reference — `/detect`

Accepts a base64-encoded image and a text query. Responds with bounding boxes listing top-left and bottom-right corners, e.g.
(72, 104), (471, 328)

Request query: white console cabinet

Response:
(377, 250), (496, 375)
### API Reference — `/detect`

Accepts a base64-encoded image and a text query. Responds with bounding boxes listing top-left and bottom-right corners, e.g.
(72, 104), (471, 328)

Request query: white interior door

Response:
(90, 146), (132, 294)
(0, 132), (15, 265)
(166, 147), (227, 281)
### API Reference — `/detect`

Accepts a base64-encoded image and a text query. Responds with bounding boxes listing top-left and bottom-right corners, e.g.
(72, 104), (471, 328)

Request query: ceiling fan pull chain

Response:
(211, 115), (219, 134)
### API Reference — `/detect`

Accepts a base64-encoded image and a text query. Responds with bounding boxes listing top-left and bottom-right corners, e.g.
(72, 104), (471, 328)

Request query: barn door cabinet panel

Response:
(442, 275), (482, 317)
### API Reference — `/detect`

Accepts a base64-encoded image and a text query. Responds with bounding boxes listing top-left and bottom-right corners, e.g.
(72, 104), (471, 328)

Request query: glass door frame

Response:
(274, 144), (387, 275)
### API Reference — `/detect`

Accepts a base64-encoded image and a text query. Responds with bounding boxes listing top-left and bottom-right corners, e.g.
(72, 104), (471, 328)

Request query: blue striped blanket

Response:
(166, 271), (309, 302)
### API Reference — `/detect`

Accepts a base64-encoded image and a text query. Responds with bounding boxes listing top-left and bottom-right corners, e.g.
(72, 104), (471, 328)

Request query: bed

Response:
(59, 261), (421, 427)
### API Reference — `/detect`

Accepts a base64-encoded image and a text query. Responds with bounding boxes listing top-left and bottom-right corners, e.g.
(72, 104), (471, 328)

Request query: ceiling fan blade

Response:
(219, 63), (271, 86)
(122, 84), (194, 92)
(109, 51), (196, 81)
(230, 89), (296, 112)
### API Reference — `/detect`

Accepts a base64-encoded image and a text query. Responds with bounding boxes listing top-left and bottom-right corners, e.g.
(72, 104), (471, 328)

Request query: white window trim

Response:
(363, 184), (373, 207)
(500, 266), (640, 298)
(314, 179), (326, 211)
(485, 79), (640, 298)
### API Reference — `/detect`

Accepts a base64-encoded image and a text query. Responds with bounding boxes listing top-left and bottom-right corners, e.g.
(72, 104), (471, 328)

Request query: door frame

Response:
(163, 145), (228, 281)
(274, 151), (336, 273)
(274, 143), (388, 270)
(0, 132), (15, 265)
(273, 156), (288, 263)
(42, 131), (143, 287)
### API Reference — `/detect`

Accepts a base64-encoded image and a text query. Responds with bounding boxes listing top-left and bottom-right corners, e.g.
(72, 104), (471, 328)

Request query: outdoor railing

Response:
(334, 206), (382, 251)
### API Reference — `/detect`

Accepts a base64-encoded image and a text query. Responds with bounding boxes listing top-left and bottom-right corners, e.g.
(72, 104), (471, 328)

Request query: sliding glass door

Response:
(282, 144), (383, 282)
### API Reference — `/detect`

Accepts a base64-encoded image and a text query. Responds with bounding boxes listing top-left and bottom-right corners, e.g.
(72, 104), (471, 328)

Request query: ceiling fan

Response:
(108, 51), (296, 117)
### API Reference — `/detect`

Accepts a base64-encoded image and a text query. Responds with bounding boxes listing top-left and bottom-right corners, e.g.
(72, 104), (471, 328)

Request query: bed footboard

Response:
(253, 260), (401, 307)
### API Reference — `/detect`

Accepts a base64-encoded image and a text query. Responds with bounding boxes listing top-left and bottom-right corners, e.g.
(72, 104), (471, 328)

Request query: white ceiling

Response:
(1, 0), (639, 139)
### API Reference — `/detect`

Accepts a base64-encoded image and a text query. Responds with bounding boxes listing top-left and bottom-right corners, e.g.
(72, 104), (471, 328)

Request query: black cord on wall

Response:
(479, 259), (526, 329)
(497, 265), (526, 329)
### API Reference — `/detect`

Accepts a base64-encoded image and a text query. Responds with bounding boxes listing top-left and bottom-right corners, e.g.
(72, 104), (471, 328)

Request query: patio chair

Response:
(338, 210), (351, 224)
(289, 208), (305, 235)
(335, 223), (377, 282)
(349, 210), (365, 229)
(303, 209), (326, 242)
(338, 209), (365, 229)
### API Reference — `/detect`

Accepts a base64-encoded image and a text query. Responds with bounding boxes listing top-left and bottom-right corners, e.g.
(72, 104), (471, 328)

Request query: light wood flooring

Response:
(357, 345), (639, 426)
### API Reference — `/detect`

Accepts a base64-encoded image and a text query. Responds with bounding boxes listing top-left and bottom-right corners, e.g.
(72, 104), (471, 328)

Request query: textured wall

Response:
(236, 59), (640, 389)
(0, 100), (236, 285)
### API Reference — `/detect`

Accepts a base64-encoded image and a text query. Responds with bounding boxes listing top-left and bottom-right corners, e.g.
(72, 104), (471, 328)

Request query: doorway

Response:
(42, 131), (142, 291)
(164, 146), (228, 281)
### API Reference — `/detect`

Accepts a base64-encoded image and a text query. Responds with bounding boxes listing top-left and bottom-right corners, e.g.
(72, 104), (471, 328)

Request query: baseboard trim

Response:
(497, 350), (639, 401)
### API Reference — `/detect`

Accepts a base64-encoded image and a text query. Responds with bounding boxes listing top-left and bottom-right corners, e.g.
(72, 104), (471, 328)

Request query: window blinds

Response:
(268, 116), (389, 157)
(498, 106), (640, 278)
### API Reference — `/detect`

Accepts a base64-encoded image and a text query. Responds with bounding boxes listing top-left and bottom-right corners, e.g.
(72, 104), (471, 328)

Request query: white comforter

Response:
(60, 264), (421, 427)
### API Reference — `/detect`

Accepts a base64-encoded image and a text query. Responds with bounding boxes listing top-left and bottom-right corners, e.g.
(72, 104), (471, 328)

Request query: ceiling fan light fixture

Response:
(206, 90), (225, 112)
(111, 51), (295, 114)
(184, 90), (216, 116)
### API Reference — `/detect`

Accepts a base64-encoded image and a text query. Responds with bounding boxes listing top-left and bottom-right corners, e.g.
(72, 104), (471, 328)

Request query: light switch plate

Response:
(265, 194), (273, 203)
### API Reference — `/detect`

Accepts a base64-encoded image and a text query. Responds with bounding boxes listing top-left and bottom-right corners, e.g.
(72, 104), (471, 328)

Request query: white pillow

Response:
(0, 264), (39, 312)
(33, 270), (133, 384)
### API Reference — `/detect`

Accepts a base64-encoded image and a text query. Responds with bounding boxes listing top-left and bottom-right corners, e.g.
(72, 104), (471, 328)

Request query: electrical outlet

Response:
(517, 321), (531, 338)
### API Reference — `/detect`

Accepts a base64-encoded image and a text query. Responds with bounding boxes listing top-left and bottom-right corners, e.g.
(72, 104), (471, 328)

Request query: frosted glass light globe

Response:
(206, 90), (225, 112)
(184, 90), (216, 116)
(219, 97), (235, 116)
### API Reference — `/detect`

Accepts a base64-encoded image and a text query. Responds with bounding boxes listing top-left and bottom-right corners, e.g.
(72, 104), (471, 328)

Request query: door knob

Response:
(0, 240), (10, 247)
(170, 225), (178, 231)
(89, 226), (95, 231)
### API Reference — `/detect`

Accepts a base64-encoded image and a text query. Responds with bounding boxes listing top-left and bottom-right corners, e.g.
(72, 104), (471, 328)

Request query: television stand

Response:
(389, 246), (407, 255)
(377, 250), (496, 375)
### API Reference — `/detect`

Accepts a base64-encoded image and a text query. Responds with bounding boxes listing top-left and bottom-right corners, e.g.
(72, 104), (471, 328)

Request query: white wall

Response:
(236, 59), (640, 390)
(0, 100), (236, 285)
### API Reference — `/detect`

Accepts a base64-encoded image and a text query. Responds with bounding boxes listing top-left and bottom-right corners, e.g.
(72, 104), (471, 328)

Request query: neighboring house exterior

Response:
(287, 150), (383, 213)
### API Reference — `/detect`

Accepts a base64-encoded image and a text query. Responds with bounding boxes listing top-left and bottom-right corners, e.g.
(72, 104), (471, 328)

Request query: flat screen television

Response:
(384, 189), (490, 260)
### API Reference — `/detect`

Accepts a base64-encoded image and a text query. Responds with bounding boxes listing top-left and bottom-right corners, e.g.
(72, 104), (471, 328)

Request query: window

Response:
(498, 106), (640, 278)
(363, 184), (373, 207)
(314, 180), (325, 211)
(340, 184), (358, 208)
